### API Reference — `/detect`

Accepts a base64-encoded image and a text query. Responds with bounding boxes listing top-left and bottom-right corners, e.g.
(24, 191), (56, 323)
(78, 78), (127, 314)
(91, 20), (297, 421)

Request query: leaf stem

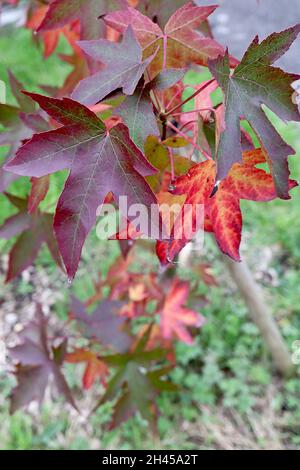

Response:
(168, 148), (175, 181)
(171, 107), (216, 117)
(166, 120), (212, 160)
(165, 79), (215, 117)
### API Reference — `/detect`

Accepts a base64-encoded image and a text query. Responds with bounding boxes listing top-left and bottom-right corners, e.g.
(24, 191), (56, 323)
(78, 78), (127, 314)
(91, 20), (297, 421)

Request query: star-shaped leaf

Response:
(160, 278), (205, 344)
(105, 2), (236, 78)
(72, 26), (157, 105)
(208, 25), (300, 199)
(9, 305), (76, 414)
(157, 149), (297, 264)
(96, 327), (176, 430)
(5, 93), (158, 279)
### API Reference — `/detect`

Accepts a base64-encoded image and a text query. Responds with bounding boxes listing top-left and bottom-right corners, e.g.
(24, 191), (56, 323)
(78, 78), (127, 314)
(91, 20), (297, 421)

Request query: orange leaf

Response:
(65, 349), (108, 390)
(28, 175), (50, 214)
(156, 159), (215, 263)
(160, 278), (205, 344)
(157, 149), (297, 263)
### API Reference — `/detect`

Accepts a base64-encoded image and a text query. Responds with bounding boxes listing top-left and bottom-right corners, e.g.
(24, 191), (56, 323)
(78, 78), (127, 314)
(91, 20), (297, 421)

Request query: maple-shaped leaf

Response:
(72, 26), (157, 106)
(70, 296), (131, 352)
(97, 327), (176, 429)
(0, 194), (63, 282)
(5, 93), (158, 279)
(105, 2), (236, 78)
(65, 348), (109, 390)
(157, 149), (298, 264)
(208, 25), (300, 199)
(9, 305), (76, 414)
(160, 278), (204, 344)
(37, 0), (127, 41)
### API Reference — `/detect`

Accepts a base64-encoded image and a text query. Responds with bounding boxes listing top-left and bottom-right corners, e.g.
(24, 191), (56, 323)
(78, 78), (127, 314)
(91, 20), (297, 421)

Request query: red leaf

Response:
(157, 149), (298, 264)
(160, 278), (205, 344)
(72, 26), (157, 105)
(9, 305), (76, 413)
(28, 175), (50, 214)
(6, 93), (158, 279)
(65, 349), (109, 389)
(208, 25), (300, 198)
(105, 2), (237, 78)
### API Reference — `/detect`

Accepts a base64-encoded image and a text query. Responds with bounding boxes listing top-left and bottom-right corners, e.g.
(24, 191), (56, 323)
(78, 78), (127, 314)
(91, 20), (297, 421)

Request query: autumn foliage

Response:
(0, 0), (299, 429)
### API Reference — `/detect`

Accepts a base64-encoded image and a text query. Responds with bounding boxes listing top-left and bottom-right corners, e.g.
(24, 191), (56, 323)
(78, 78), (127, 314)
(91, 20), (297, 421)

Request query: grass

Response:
(0, 26), (300, 450)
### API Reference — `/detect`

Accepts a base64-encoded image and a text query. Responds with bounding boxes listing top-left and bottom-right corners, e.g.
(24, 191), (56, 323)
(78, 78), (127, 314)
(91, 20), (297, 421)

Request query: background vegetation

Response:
(0, 24), (300, 450)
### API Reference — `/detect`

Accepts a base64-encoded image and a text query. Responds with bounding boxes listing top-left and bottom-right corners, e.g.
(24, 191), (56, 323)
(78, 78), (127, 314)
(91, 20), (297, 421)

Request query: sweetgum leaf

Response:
(145, 135), (193, 192)
(38, 0), (127, 40)
(151, 68), (186, 90)
(6, 93), (158, 279)
(96, 327), (173, 430)
(105, 2), (236, 78)
(157, 150), (298, 264)
(72, 25), (156, 105)
(160, 278), (205, 345)
(28, 175), (50, 214)
(208, 25), (300, 199)
(9, 305), (76, 414)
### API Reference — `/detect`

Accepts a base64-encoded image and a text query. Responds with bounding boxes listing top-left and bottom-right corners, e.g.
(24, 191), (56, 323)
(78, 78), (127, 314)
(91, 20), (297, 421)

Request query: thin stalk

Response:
(164, 84), (191, 111)
(171, 107), (216, 117)
(165, 79), (215, 117)
(166, 121), (212, 160)
(168, 148), (175, 181)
